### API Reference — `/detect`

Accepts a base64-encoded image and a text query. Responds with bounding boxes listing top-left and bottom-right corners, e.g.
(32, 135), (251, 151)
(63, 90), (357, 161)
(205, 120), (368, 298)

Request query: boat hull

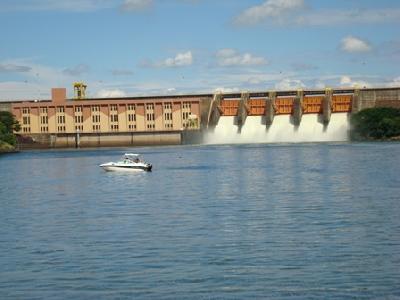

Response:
(100, 163), (152, 172)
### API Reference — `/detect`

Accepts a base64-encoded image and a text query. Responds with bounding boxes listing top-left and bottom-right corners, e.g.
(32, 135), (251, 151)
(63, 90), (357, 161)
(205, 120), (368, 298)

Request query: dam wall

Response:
(4, 86), (400, 147)
(18, 132), (181, 149)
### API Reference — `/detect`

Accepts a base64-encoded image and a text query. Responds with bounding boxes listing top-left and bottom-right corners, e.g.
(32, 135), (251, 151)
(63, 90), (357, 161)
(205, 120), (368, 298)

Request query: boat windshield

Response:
(123, 153), (141, 162)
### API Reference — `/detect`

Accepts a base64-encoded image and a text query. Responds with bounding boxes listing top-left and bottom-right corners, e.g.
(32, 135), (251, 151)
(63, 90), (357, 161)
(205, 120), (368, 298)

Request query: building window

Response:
(91, 106), (100, 112)
(110, 104), (118, 111)
(41, 116), (48, 124)
(110, 114), (118, 122)
(57, 106), (65, 113)
(23, 116), (30, 125)
(22, 108), (30, 114)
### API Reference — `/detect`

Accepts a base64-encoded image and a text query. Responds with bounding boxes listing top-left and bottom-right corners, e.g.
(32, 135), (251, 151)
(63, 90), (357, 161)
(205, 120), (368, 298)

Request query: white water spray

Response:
(204, 113), (350, 144)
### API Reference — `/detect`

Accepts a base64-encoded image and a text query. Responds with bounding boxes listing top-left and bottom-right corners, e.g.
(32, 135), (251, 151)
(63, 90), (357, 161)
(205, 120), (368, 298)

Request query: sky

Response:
(0, 0), (400, 100)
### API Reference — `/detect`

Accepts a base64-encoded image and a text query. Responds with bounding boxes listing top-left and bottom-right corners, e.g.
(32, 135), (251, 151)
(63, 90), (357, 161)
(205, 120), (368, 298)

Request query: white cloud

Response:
(235, 0), (305, 26)
(96, 89), (127, 98)
(141, 51), (193, 68)
(216, 49), (267, 67)
(121, 0), (152, 11)
(214, 87), (240, 93)
(163, 51), (193, 67)
(339, 75), (369, 88)
(341, 36), (371, 53)
(274, 78), (305, 90)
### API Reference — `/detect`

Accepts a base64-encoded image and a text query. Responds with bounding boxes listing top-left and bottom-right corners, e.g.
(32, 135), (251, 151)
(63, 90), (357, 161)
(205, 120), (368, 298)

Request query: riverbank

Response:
(0, 140), (17, 153)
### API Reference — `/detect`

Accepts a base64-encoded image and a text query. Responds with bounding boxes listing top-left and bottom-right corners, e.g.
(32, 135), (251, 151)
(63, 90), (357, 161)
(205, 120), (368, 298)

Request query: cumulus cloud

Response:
(121, 0), (152, 11)
(63, 64), (90, 76)
(339, 75), (369, 88)
(234, 0), (305, 26)
(216, 49), (267, 67)
(163, 51), (193, 67)
(0, 63), (32, 73)
(96, 89), (127, 98)
(274, 78), (305, 90)
(141, 51), (193, 68)
(340, 36), (371, 53)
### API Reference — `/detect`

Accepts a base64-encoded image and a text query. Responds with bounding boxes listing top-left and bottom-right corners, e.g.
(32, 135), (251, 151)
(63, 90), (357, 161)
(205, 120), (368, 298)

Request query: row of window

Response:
(75, 115), (83, 123)
(92, 115), (101, 123)
(23, 116), (30, 125)
(41, 116), (48, 124)
(164, 112), (173, 121)
(57, 126), (66, 132)
(110, 114), (119, 122)
(57, 115), (66, 124)
(146, 113), (155, 121)
(40, 126), (48, 132)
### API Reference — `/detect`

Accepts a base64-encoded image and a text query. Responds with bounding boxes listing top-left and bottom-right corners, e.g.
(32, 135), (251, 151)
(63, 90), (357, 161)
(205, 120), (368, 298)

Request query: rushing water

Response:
(1, 143), (400, 299)
(205, 114), (350, 144)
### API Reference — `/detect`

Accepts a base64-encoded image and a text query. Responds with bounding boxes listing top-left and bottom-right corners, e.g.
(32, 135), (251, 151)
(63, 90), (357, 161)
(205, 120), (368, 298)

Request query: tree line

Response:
(351, 107), (400, 141)
(0, 111), (20, 147)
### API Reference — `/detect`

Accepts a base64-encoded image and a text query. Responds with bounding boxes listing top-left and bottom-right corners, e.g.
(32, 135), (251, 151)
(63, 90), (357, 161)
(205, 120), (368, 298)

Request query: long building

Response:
(11, 88), (210, 147)
(7, 86), (400, 147)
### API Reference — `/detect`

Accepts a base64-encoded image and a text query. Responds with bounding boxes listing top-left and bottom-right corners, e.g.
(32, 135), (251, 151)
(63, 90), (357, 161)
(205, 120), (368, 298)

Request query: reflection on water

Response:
(1, 143), (400, 299)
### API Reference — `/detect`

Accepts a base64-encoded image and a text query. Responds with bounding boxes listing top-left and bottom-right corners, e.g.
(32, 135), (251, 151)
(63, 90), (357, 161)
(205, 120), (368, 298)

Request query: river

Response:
(1, 143), (399, 299)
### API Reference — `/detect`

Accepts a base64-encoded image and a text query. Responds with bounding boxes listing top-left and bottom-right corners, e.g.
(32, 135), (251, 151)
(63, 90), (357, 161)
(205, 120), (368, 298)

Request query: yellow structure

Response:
(73, 82), (87, 99)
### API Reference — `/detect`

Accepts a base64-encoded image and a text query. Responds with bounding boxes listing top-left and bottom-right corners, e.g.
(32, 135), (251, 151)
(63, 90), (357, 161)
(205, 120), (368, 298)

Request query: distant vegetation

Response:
(0, 111), (20, 152)
(351, 107), (400, 141)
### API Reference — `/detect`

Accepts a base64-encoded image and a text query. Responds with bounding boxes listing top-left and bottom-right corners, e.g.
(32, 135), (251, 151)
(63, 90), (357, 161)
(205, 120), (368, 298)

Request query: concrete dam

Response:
(203, 89), (354, 144)
(5, 86), (400, 147)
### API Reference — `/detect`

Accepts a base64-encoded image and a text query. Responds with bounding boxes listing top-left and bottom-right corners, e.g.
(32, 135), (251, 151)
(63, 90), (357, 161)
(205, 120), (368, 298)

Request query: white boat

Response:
(100, 153), (152, 172)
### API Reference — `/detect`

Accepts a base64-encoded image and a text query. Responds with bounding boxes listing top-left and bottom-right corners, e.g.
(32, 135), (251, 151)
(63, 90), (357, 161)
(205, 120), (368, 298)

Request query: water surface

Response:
(1, 143), (400, 299)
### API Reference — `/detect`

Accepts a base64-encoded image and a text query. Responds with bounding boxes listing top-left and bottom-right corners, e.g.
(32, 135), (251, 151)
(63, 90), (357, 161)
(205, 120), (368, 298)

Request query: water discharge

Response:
(205, 113), (350, 144)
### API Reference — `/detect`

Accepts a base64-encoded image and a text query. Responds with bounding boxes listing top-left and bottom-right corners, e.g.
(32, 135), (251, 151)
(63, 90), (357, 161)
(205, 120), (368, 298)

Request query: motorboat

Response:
(100, 153), (152, 172)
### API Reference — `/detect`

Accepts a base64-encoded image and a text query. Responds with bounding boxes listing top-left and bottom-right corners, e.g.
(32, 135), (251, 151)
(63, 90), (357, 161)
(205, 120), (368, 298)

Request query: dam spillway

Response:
(205, 89), (352, 144)
(204, 114), (350, 144)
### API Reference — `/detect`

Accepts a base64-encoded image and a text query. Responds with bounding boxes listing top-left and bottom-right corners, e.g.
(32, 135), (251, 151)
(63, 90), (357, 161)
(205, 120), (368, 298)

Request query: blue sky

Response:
(0, 0), (400, 100)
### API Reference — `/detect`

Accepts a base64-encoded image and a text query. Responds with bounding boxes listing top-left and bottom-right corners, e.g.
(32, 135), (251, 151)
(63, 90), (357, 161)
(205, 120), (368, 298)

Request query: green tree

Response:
(0, 111), (20, 146)
(351, 107), (400, 140)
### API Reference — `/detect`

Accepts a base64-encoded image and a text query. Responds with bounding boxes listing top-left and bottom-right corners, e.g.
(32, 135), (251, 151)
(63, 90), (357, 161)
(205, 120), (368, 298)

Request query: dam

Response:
(5, 86), (400, 147)
(204, 89), (353, 144)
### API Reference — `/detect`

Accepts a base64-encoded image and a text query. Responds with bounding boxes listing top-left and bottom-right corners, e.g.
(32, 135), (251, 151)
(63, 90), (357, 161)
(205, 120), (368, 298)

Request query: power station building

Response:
(11, 86), (208, 147)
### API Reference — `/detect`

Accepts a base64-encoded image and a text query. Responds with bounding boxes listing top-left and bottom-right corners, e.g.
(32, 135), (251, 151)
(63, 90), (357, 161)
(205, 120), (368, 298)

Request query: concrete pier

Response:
(322, 88), (332, 125)
(237, 92), (250, 132)
(292, 90), (303, 126)
(265, 91), (276, 126)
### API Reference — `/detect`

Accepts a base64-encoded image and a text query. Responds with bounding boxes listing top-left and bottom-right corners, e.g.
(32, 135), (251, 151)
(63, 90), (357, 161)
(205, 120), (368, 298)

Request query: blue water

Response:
(1, 143), (400, 299)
